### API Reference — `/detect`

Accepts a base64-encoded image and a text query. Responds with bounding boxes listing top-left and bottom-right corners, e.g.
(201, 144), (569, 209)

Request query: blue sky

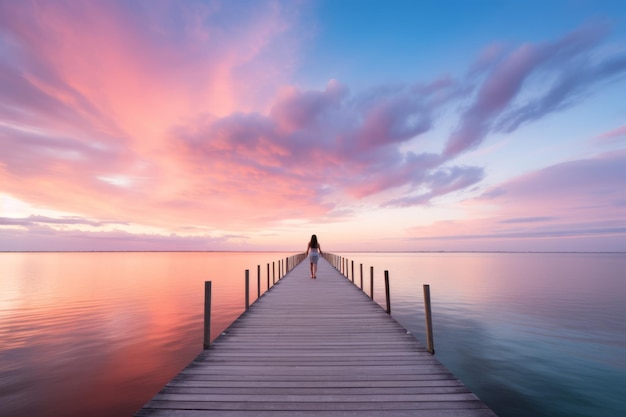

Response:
(1, 0), (625, 251)
(302, 1), (625, 84)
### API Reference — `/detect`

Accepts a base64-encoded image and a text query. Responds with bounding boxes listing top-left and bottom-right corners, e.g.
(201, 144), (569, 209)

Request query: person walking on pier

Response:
(305, 234), (322, 279)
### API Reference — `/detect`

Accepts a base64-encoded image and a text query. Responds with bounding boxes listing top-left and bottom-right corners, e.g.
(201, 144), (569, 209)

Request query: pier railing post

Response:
(370, 266), (374, 300)
(384, 270), (391, 315)
(267, 263), (270, 291)
(257, 265), (261, 299)
(360, 263), (363, 290)
(203, 281), (212, 349)
(423, 284), (435, 354)
(273, 262), (275, 284)
(245, 269), (250, 310)
(351, 260), (354, 283)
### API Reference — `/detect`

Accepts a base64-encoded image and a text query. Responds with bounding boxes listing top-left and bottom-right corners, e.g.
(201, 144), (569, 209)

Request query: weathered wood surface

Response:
(136, 258), (497, 417)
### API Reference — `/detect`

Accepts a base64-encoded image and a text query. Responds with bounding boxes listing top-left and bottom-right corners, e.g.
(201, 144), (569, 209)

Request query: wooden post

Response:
(203, 281), (211, 349)
(245, 269), (250, 310)
(285, 257), (289, 273)
(424, 284), (435, 354)
(370, 266), (374, 300)
(351, 260), (354, 283)
(267, 263), (270, 290)
(360, 263), (363, 290)
(273, 262), (275, 284)
(384, 270), (391, 315)
(257, 265), (261, 299)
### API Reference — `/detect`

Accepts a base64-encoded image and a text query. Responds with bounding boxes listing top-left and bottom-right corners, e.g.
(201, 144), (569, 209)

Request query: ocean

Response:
(1, 251), (624, 416)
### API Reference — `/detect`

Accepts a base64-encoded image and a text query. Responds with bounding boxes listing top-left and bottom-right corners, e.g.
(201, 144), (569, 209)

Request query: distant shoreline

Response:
(2, 250), (625, 254)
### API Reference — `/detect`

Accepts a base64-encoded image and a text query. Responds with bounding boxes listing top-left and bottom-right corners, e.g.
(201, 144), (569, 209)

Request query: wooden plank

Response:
(167, 380), (467, 389)
(135, 257), (497, 417)
(171, 373), (461, 383)
(139, 399), (492, 411)
(158, 386), (473, 395)
(136, 409), (498, 417)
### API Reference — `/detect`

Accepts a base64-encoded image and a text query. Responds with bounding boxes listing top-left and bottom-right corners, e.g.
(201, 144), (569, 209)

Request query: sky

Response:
(1, 0), (626, 252)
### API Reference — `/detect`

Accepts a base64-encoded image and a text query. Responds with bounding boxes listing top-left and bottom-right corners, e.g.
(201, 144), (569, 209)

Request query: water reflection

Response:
(0, 252), (292, 417)
(1, 252), (625, 417)
(342, 252), (626, 417)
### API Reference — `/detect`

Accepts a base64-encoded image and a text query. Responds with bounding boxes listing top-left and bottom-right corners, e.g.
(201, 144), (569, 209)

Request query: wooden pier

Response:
(136, 256), (497, 416)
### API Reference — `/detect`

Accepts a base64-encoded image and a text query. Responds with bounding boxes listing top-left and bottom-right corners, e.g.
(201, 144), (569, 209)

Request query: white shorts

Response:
(309, 253), (319, 264)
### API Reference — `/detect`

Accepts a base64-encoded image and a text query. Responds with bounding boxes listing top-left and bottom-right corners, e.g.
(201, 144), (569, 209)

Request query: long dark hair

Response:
(309, 234), (318, 248)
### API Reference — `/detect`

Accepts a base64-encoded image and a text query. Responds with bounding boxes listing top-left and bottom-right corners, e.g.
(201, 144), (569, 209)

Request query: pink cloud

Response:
(0, 225), (240, 252)
(270, 79), (349, 133)
(482, 150), (626, 210)
(0, 0), (303, 152)
(384, 165), (485, 207)
(592, 125), (626, 145)
(407, 150), (626, 250)
(1, 2), (625, 251)
(0, 215), (126, 227)
(171, 77), (457, 207)
(467, 42), (508, 77)
(0, 0), (314, 230)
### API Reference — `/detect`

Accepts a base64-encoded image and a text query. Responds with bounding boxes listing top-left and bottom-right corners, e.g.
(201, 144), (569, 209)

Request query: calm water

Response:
(1, 252), (625, 416)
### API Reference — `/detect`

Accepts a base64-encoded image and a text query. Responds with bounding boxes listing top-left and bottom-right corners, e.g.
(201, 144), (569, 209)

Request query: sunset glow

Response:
(1, 0), (626, 251)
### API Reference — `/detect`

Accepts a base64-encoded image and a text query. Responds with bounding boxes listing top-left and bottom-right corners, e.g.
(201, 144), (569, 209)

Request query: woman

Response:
(305, 234), (322, 279)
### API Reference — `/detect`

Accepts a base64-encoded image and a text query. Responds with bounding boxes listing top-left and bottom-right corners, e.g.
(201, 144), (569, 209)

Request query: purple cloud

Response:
(499, 217), (555, 224)
(472, 149), (626, 249)
(0, 125), (125, 177)
(444, 21), (625, 157)
(496, 52), (626, 134)
(483, 150), (626, 205)
(409, 224), (626, 242)
(403, 148), (626, 251)
(384, 165), (484, 207)
(270, 80), (348, 132)
(173, 19), (626, 211)
(2, 1), (626, 243)
(0, 226), (240, 252)
(0, 215), (127, 227)
(592, 125), (626, 145)
(444, 44), (547, 157)
(348, 90), (432, 150)
(173, 78), (455, 202)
